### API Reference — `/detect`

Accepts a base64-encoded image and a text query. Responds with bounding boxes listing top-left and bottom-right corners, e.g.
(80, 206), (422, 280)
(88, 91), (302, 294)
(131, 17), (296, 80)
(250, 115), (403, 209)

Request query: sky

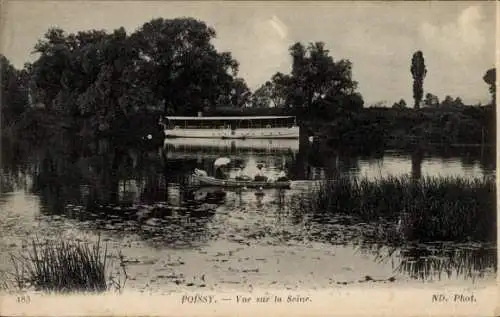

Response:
(1, 1), (497, 106)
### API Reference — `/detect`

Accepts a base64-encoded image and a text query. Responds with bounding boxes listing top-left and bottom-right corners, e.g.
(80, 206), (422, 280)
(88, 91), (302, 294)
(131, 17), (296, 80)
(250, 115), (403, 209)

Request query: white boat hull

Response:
(164, 126), (300, 139)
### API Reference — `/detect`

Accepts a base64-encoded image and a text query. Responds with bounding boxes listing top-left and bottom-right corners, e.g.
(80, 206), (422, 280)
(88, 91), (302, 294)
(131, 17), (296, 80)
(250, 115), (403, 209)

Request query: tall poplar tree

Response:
(411, 51), (427, 109)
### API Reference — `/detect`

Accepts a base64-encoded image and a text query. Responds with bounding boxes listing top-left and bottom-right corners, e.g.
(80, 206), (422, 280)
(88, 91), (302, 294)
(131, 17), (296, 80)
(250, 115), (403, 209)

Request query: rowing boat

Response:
(191, 174), (291, 189)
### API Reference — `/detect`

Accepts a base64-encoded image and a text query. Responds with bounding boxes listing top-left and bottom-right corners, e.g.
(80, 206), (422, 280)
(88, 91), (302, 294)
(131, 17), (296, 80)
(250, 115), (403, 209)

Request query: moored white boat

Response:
(161, 116), (300, 139)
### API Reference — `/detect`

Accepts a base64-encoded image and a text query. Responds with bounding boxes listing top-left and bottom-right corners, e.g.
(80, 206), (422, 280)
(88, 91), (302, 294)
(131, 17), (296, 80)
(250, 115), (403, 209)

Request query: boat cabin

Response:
(162, 116), (297, 130)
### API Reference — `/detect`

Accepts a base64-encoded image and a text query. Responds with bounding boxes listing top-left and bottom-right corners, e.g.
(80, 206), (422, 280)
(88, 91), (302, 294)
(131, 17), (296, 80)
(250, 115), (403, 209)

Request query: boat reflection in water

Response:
(163, 138), (299, 188)
(163, 138), (299, 159)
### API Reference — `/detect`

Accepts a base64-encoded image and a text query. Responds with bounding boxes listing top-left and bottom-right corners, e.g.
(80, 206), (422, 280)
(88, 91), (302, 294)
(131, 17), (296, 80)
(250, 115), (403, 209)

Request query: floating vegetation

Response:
(291, 175), (496, 242)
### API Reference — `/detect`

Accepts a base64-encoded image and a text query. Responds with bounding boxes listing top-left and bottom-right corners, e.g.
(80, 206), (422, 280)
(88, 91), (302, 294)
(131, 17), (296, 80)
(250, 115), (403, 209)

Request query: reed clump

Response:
(294, 175), (496, 242)
(8, 236), (127, 293)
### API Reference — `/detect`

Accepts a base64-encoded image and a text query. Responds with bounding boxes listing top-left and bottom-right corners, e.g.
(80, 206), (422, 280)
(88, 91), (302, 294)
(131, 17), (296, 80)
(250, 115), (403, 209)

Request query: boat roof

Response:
(165, 116), (295, 120)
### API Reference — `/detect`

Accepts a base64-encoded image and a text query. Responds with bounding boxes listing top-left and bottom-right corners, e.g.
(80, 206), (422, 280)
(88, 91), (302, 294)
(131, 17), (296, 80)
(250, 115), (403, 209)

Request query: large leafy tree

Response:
(411, 51), (427, 109)
(1, 55), (29, 125)
(251, 82), (272, 108)
(269, 72), (291, 108)
(227, 77), (251, 108)
(130, 18), (240, 115)
(211, 77), (250, 109)
(266, 41), (362, 118)
(31, 27), (144, 134)
(291, 42), (358, 108)
(250, 72), (291, 108)
(28, 18), (244, 138)
(76, 27), (145, 134)
(31, 28), (111, 113)
(483, 68), (496, 105)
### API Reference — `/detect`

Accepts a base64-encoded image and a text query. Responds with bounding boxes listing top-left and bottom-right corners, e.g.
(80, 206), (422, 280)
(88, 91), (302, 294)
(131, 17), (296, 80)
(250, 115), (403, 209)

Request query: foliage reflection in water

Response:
(0, 136), (496, 289)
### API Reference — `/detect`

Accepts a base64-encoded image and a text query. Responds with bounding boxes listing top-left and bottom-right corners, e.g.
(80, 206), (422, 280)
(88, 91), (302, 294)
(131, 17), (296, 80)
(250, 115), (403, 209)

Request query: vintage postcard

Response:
(0, 1), (498, 316)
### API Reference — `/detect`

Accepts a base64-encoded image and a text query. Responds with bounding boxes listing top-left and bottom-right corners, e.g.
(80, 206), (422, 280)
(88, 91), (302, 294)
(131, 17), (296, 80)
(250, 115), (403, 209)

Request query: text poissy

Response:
(181, 294), (216, 304)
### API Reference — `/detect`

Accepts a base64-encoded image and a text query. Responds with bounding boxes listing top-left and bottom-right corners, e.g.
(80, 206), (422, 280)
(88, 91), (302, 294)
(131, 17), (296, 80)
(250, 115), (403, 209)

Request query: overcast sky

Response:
(1, 1), (496, 106)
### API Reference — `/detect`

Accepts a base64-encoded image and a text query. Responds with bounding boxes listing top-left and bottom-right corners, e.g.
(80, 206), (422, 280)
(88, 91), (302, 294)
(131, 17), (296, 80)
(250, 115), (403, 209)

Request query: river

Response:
(0, 137), (496, 293)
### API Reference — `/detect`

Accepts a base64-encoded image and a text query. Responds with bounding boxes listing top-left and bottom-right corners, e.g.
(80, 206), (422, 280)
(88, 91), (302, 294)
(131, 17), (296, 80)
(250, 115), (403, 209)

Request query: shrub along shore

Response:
(292, 175), (496, 243)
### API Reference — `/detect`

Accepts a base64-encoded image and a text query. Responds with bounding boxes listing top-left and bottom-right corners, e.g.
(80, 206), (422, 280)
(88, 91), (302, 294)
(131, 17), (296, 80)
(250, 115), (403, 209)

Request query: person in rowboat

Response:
(276, 170), (289, 182)
(215, 166), (228, 180)
(253, 164), (268, 182)
(235, 166), (251, 181)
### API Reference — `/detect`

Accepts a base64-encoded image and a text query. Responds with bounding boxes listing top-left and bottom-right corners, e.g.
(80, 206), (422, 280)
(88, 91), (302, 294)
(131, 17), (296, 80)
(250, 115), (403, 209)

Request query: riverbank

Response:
(301, 105), (495, 149)
(1, 108), (164, 147)
(1, 225), (496, 295)
(2, 104), (495, 152)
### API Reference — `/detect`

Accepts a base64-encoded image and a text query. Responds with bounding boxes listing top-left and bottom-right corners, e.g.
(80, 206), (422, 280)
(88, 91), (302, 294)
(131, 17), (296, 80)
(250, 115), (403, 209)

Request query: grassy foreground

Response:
(293, 175), (496, 242)
(7, 236), (127, 293)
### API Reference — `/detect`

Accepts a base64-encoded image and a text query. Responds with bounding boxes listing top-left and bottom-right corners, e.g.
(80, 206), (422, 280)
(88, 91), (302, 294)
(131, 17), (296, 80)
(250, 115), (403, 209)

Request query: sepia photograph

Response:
(0, 1), (497, 316)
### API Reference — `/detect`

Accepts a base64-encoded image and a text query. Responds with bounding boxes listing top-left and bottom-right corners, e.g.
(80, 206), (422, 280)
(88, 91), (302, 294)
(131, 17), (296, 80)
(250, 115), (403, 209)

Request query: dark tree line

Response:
(2, 18), (251, 140)
(2, 20), (364, 139)
(33, 19), (250, 121)
(0, 17), (496, 147)
(393, 94), (466, 110)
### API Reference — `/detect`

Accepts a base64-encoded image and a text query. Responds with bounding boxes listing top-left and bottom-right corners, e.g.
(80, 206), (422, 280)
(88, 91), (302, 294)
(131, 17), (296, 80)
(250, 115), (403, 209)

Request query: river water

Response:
(0, 137), (496, 293)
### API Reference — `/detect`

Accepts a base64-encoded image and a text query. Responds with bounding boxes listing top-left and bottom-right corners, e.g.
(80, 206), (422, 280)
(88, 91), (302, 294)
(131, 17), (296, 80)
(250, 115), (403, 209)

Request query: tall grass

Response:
(7, 236), (127, 293)
(293, 175), (496, 242)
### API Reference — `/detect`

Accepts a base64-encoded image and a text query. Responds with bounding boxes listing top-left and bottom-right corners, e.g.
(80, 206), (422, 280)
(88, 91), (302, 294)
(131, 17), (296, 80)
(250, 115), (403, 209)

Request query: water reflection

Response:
(0, 135), (496, 285)
(356, 242), (497, 282)
(53, 186), (226, 249)
(411, 148), (423, 179)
